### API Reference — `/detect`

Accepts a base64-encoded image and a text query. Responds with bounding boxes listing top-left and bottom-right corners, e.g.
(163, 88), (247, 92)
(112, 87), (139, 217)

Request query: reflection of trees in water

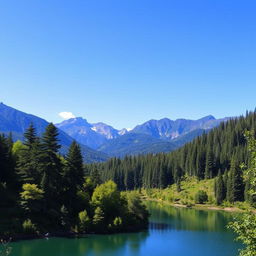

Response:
(79, 232), (149, 255)
(11, 232), (149, 256)
(148, 202), (238, 232)
(11, 203), (238, 256)
(149, 222), (172, 231)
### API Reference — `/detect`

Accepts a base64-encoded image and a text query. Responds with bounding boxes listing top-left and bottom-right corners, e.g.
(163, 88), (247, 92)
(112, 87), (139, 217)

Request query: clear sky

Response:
(0, 0), (256, 129)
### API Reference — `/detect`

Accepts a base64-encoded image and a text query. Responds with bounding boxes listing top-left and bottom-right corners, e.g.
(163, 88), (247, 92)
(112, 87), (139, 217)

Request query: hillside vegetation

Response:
(87, 111), (256, 208)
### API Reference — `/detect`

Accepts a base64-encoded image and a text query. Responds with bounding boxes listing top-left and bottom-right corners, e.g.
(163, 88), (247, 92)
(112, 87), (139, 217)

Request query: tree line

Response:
(86, 111), (256, 206)
(0, 124), (148, 237)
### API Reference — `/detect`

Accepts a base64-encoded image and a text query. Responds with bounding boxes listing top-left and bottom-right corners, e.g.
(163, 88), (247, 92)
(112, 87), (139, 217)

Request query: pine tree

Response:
(223, 169), (228, 198)
(17, 124), (42, 184)
(196, 149), (206, 180)
(63, 141), (84, 217)
(215, 170), (225, 205)
(65, 141), (84, 188)
(205, 149), (215, 179)
(24, 124), (37, 148)
(0, 135), (15, 186)
(39, 123), (63, 219)
(227, 156), (244, 203)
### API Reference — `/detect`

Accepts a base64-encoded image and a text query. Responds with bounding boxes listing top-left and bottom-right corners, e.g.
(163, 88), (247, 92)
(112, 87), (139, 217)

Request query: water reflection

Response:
(11, 202), (241, 256)
(148, 201), (238, 232)
(12, 232), (149, 256)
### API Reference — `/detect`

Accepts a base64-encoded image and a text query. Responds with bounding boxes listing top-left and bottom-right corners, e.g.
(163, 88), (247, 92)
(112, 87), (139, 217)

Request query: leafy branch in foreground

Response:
(228, 131), (256, 256)
(0, 239), (12, 256)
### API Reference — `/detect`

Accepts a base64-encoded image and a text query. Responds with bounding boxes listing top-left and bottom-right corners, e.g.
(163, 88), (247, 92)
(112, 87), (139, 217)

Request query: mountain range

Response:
(0, 102), (229, 160)
(56, 114), (229, 157)
(0, 103), (108, 162)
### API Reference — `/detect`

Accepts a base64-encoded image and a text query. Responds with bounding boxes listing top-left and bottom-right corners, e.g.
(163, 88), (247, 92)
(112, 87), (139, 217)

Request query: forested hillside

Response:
(0, 124), (148, 237)
(86, 111), (256, 206)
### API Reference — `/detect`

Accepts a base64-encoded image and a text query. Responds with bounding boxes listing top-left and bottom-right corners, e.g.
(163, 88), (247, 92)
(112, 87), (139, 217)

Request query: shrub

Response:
(195, 190), (208, 204)
(113, 217), (122, 227)
(78, 210), (90, 233)
(111, 217), (123, 232)
(22, 219), (37, 234)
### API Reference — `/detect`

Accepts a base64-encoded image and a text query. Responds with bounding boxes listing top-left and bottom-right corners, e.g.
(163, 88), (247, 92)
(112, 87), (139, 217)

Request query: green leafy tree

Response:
(91, 180), (123, 223)
(20, 183), (44, 230)
(78, 209), (91, 233)
(229, 131), (256, 256)
(22, 219), (37, 234)
(126, 191), (149, 229)
(93, 207), (105, 232)
(20, 183), (44, 216)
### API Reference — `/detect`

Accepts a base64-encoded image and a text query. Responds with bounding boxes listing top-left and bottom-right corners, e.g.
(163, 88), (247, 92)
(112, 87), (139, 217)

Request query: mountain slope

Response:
(132, 116), (228, 141)
(55, 118), (121, 149)
(57, 114), (229, 158)
(86, 111), (254, 191)
(97, 133), (177, 158)
(0, 103), (108, 162)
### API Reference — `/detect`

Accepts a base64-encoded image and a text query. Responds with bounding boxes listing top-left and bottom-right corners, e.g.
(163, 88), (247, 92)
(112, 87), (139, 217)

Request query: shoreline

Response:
(145, 198), (253, 213)
(3, 227), (149, 243)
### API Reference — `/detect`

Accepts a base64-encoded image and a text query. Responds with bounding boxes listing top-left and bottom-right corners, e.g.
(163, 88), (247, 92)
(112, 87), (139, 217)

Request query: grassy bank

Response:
(141, 177), (254, 213)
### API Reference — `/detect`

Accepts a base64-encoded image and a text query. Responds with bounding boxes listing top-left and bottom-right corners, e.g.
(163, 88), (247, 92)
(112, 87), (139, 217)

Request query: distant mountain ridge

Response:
(0, 103), (108, 163)
(0, 102), (229, 159)
(56, 114), (229, 157)
(56, 118), (127, 149)
(97, 133), (177, 158)
(132, 115), (227, 140)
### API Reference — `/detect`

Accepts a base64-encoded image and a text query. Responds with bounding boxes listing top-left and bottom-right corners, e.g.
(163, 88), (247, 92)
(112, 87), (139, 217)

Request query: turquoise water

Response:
(11, 202), (241, 256)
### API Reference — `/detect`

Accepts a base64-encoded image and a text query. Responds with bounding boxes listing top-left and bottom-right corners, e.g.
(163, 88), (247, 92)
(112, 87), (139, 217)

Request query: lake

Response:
(11, 202), (242, 256)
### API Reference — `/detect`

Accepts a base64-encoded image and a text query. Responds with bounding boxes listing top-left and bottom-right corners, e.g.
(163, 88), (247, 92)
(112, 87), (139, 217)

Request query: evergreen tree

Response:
(229, 131), (256, 256)
(223, 169), (229, 199)
(227, 156), (244, 203)
(205, 149), (215, 179)
(17, 124), (42, 184)
(24, 124), (37, 148)
(39, 123), (63, 223)
(215, 170), (225, 205)
(63, 141), (84, 217)
(0, 135), (15, 187)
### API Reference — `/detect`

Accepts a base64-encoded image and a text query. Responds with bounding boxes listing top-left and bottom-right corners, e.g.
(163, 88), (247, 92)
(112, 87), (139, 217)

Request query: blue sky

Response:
(0, 0), (256, 129)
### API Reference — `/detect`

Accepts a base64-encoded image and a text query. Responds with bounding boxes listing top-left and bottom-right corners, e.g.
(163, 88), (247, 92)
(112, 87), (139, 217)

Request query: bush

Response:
(111, 217), (123, 232)
(195, 190), (208, 204)
(22, 219), (37, 234)
(93, 207), (105, 232)
(113, 217), (122, 227)
(78, 210), (90, 233)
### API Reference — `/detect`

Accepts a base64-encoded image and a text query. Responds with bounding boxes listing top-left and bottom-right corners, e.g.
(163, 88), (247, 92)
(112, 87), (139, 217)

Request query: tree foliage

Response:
(0, 124), (149, 236)
(229, 131), (256, 256)
(194, 190), (208, 204)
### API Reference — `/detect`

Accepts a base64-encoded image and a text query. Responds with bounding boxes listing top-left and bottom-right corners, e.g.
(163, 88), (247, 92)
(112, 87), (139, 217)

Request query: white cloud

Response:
(58, 111), (76, 120)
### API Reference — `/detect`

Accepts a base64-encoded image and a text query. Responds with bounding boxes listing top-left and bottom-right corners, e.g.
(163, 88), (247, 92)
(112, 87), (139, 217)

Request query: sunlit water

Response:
(11, 202), (242, 256)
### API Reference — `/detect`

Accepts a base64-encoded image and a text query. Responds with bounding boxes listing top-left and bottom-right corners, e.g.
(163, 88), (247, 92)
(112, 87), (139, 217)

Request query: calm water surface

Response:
(11, 202), (242, 256)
